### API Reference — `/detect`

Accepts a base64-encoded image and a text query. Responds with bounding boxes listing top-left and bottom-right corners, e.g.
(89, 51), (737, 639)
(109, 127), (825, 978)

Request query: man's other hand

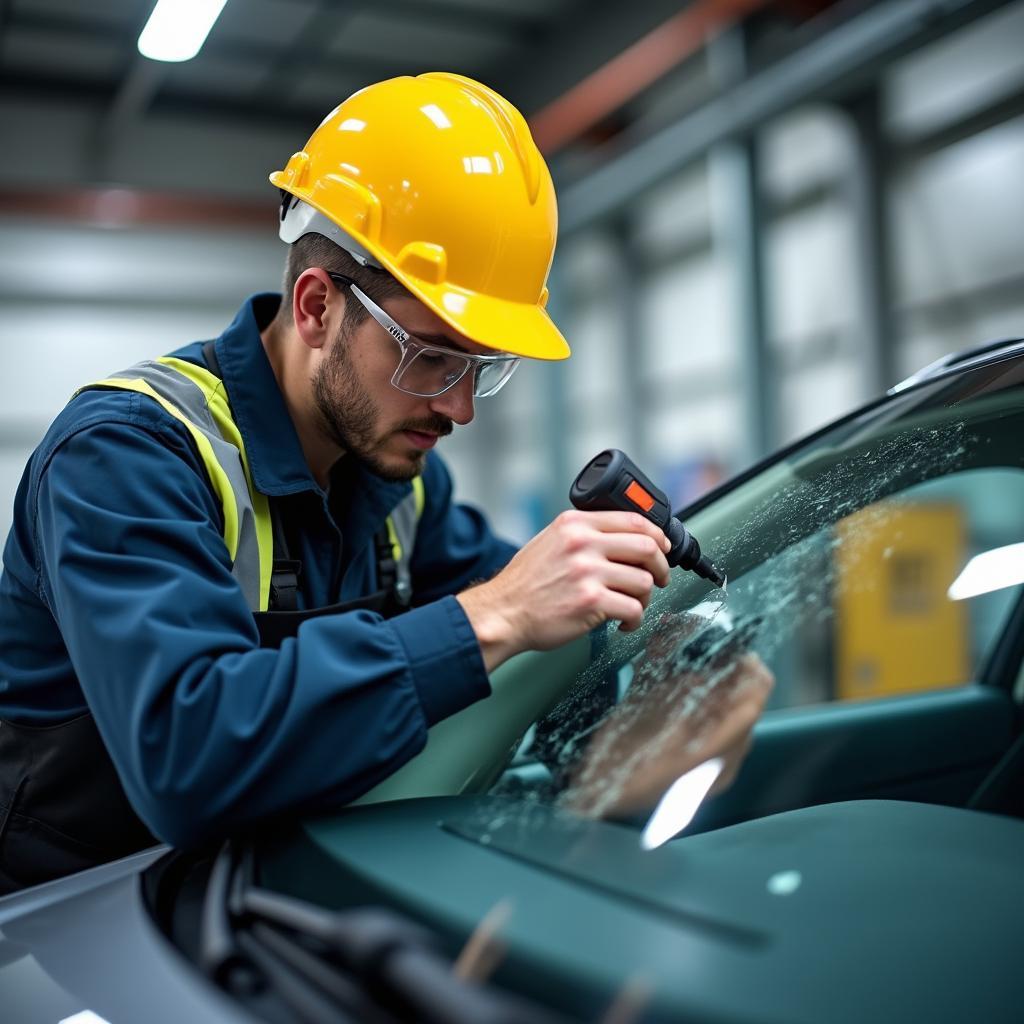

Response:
(563, 613), (775, 819)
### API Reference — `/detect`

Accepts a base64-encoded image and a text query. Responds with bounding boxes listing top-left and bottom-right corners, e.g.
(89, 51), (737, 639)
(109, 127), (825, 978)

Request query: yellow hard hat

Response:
(270, 72), (569, 361)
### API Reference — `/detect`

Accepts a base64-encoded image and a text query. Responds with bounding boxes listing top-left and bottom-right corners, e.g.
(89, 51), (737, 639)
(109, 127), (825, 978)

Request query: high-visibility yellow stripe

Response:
(159, 357), (274, 609)
(90, 376), (241, 561)
(385, 476), (425, 562)
(386, 517), (401, 562)
(85, 365), (423, 614)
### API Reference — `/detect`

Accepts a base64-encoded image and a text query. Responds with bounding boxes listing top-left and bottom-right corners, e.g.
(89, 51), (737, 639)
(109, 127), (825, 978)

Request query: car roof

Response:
(889, 337), (1024, 394)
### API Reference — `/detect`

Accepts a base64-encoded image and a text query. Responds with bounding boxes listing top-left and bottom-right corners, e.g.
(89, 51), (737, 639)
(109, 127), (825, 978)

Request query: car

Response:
(4, 337), (1024, 1024)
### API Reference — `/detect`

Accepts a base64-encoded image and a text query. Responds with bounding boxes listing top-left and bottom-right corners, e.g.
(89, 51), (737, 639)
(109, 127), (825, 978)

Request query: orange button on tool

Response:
(625, 480), (656, 512)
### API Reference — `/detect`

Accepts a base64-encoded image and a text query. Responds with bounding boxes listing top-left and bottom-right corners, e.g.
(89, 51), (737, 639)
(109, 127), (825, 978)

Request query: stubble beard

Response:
(312, 326), (451, 482)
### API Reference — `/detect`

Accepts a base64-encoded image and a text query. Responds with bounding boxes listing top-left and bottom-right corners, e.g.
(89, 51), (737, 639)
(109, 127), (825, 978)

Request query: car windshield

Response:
(492, 352), (1024, 819)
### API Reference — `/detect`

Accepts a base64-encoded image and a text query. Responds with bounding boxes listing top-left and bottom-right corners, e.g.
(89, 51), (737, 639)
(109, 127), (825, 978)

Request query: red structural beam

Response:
(0, 188), (275, 229)
(529, 0), (775, 155)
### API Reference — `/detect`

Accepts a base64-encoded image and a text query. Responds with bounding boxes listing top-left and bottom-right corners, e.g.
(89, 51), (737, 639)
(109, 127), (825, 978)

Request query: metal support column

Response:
(842, 87), (898, 395)
(610, 215), (648, 470)
(542, 256), (573, 524)
(709, 26), (774, 463)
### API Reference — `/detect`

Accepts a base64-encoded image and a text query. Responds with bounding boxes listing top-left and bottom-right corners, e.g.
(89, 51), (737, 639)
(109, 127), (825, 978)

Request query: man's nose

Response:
(429, 370), (475, 425)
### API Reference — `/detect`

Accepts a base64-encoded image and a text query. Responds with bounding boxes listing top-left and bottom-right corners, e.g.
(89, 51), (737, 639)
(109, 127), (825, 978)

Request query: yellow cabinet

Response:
(835, 502), (968, 701)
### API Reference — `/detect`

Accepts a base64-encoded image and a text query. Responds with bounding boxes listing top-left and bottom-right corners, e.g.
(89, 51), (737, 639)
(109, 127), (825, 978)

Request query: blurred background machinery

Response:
(0, 0), (1022, 547)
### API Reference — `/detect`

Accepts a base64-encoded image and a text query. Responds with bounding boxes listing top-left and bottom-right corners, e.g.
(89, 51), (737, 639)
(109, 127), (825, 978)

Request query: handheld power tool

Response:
(569, 449), (726, 589)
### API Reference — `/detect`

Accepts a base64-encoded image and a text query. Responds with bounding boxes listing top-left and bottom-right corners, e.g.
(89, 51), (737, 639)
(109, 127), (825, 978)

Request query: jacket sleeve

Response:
(34, 414), (491, 848)
(409, 451), (519, 605)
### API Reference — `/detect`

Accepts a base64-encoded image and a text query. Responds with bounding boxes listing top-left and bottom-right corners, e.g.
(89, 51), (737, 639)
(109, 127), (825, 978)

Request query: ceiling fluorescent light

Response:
(138, 0), (228, 63)
(948, 542), (1024, 601)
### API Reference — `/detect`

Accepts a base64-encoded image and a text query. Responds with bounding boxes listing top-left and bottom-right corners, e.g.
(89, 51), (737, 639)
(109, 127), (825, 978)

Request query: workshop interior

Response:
(1, 0), (1022, 582)
(2, 2), (1024, 1023)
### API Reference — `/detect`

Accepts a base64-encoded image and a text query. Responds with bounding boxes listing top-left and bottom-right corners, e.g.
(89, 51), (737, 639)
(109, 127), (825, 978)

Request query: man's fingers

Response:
(595, 590), (645, 632)
(596, 533), (671, 587)
(600, 563), (659, 608)
(565, 509), (670, 551)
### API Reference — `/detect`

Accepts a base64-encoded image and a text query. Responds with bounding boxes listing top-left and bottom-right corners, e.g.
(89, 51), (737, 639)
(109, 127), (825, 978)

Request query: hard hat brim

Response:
(405, 279), (571, 362)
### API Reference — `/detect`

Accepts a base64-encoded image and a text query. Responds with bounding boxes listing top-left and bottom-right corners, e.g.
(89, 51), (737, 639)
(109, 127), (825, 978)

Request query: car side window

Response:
(724, 468), (1024, 708)
(500, 372), (1024, 811)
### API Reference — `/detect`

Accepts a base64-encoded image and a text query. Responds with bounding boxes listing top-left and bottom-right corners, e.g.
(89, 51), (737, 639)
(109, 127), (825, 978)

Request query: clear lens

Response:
(395, 344), (519, 398)
(473, 356), (519, 397)
(396, 347), (469, 396)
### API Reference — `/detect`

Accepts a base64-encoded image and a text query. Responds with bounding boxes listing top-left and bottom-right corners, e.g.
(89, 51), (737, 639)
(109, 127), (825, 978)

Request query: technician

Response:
(0, 74), (767, 893)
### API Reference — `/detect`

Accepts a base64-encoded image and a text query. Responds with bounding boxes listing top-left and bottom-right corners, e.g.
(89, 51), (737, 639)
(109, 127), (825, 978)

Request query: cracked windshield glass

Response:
(491, 357), (1024, 821)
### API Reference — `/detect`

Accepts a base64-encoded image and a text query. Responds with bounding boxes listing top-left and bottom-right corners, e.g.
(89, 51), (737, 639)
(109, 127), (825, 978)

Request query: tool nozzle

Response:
(696, 556), (727, 590)
(666, 519), (726, 588)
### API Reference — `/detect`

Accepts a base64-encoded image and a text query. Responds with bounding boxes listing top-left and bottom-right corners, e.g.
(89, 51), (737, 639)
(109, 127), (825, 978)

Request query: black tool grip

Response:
(570, 449), (672, 529)
(570, 449), (726, 587)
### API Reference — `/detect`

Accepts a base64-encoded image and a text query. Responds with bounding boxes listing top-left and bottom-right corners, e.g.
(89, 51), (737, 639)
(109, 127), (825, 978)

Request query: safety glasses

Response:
(327, 273), (520, 399)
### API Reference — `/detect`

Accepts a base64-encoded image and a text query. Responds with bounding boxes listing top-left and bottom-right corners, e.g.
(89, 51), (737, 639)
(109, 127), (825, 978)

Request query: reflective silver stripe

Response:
(387, 489), (420, 606)
(94, 361), (264, 611)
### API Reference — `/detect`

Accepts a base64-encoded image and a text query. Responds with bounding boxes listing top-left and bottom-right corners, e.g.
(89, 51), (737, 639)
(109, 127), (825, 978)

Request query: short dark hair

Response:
(279, 233), (411, 329)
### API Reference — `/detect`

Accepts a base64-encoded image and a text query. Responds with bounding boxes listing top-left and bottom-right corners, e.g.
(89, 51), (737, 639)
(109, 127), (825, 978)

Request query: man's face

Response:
(312, 291), (484, 481)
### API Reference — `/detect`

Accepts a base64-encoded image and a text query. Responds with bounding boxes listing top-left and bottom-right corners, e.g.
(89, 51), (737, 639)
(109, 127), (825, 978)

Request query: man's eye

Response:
(419, 352), (450, 367)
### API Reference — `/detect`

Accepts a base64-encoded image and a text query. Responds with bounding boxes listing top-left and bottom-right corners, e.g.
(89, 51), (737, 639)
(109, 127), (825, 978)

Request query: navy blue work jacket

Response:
(0, 294), (517, 846)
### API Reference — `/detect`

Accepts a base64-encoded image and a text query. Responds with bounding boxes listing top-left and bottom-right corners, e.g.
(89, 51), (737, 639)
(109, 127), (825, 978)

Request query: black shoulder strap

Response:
(202, 337), (402, 614)
(202, 338), (302, 612)
(201, 339), (222, 378)
(374, 526), (398, 602)
(268, 505), (301, 613)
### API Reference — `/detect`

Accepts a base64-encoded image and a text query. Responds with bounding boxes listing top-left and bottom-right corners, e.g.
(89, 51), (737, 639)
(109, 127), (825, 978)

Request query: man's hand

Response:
(457, 509), (672, 672)
(562, 613), (775, 819)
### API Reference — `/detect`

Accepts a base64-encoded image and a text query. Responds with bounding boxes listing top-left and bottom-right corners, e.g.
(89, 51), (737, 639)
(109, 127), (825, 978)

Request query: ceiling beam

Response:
(87, 2), (173, 182)
(5, 0), (542, 65)
(0, 0), (12, 45)
(364, 0), (546, 40)
(529, 0), (773, 154)
(102, 58), (166, 132)
(497, 0), (693, 114)
(1, 8), (474, 107)
(896, 86), (1024, 162)
(0, 68), (122, 105)
(558, 0), (1015, 235)
(250, 0), (353, 106)
(0, 67), (381, 134)
(0, 187), (275, 230)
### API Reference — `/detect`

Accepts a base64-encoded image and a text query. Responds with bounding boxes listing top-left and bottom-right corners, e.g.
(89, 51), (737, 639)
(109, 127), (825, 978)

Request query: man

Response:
(0, 74), (769, 893)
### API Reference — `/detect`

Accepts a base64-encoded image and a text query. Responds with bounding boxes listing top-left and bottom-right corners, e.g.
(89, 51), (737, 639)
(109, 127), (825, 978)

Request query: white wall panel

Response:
(632, 166), (711, 260)
(644, 393), (745, 472)
(559, 232), (619, 298)
(778, 359), (863, 443)
(0, 222), (282, 304)
(0, 302), (237, 421)
(766, 200), (858, 351)
(640, 256), (737, 381)
(0, 218), (288, 543)
(564, 295), (629, 410)
(762, 107), (850, 203)
(892, 118), (1024, 307)
(900, 300), (1024, 381)
(887, 2), (1024, 138)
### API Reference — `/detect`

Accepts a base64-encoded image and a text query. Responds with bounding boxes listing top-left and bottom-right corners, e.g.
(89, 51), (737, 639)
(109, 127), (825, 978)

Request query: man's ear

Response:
(293, 268), (340, 351)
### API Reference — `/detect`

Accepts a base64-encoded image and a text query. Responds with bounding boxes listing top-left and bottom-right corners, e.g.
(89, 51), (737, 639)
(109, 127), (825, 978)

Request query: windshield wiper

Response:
(199, 840), (572, 1024)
